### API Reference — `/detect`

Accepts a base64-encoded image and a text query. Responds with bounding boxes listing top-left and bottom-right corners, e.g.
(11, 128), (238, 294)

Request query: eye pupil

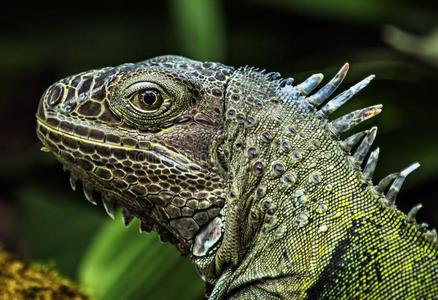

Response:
(127, 87), (164, 112)
(142, 90), (158, 105)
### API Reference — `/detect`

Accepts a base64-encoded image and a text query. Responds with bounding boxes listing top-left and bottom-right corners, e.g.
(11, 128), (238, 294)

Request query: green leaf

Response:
(15, 184), (105, 279)
(78, 212), (204, 300)
(383, 26), (438, 66)
(170, 0), (226, 60)
(248, 0), (438, 28)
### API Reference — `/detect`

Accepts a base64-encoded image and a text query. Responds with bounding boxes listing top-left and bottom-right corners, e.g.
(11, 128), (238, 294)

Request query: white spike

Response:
(425, 229), (437, 243)
(295, 73), (324, 95)
(420, 222), (429, 230)
(340, 130), (367, 152)
(279, 77), (294, 88)
(307, 63), (349, 106)
(401, 162), (420, 177)
(320, 75), (375, 115)
(102, 195), (116, 219)
(376, 173), (397, 194)
(69, 176), (77, 191)
(407, 203), (422, 222)
(353, 127), (377, 165)
(386, 163), (420, 204)
(331, 105), (382, 134)
(363, 147), (380, 180)
(83, 184), (97, 205)
(122, 208), (134, 227)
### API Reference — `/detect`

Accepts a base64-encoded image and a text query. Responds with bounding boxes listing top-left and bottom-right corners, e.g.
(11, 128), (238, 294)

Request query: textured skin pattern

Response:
(36, 56), (438, 299)
(37, 56), (232, 255)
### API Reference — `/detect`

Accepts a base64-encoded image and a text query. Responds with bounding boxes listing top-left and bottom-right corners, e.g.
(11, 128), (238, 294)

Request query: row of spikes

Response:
(276, 64), (437, 244)
(278, 63), (382, 134)
(68, 172), (155, 234)
(69, 172), (191, 254)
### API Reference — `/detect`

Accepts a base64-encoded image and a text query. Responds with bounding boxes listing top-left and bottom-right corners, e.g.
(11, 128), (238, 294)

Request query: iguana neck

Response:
(214, 66), (330, 263)
(210, 67), (437, 294)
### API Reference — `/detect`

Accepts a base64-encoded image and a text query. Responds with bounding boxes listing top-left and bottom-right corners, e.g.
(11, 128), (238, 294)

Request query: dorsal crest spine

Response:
(274, 64), (436, 245)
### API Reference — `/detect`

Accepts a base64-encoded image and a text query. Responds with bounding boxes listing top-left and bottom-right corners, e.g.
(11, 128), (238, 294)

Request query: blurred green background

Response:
(1, 0), (437, 299)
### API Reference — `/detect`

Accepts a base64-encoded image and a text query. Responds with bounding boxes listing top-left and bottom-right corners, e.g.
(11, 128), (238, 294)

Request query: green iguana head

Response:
(36, 55), (234, 255)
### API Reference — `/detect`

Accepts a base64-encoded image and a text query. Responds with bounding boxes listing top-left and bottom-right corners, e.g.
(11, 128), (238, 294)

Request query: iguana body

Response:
(36, 56), (438, 299)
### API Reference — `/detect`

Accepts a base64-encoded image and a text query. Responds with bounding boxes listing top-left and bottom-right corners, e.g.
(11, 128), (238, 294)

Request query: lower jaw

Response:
(37, 119), (226, 259)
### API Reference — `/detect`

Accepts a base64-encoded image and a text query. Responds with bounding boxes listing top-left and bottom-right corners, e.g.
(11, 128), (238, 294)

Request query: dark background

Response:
(1, 1), (437, 299)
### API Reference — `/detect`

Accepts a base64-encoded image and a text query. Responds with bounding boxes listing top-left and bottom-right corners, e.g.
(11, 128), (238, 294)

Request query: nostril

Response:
(46, 83), (64, 107)
(59, 100), (77, 114)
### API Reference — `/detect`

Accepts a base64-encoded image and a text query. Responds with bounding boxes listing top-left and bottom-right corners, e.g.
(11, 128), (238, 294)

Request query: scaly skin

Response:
(36, 55), (438, 299)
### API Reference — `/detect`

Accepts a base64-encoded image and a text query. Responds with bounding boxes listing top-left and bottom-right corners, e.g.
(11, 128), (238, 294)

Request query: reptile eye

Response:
(129, 89), (163, 111)
(113, 77), (188, 127)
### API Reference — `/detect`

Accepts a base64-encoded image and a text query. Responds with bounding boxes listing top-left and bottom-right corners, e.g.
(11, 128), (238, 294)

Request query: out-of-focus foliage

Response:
(78, 213), (203, 300)
(0, 248), (89, 299)
(16, 185), (105, 279)
(383, 26), (438, 66)
(0, 0), (437, 299)
(170, 0), (226, 61)
(251, 0), (437, 28)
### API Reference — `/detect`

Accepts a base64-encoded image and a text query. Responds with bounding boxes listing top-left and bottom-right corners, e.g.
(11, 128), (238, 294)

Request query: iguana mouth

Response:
(36, 117), (156, 213)
(36, 112), (226, 255)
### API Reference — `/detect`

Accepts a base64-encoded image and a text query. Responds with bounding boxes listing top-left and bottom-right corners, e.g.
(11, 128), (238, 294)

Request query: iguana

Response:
(36, 55), (438, 299)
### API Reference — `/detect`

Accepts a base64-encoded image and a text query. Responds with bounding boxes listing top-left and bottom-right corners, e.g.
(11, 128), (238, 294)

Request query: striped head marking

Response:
(36, 55), (234, 255)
